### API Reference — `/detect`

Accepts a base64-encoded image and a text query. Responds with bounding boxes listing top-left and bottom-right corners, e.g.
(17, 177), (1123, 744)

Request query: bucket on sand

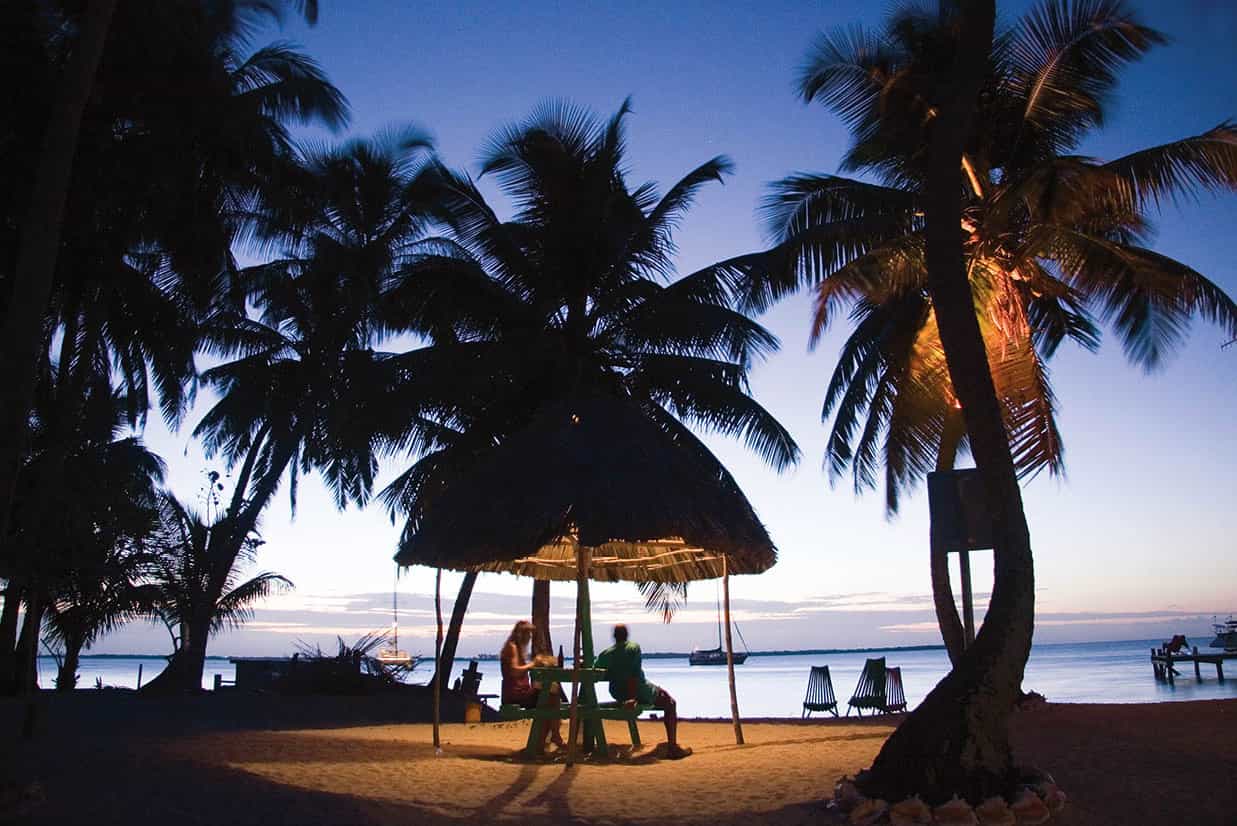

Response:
(465, 700), (482, 723)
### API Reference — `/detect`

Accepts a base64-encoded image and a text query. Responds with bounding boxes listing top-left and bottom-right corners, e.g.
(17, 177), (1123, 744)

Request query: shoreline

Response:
(40, 635), (1206, 662)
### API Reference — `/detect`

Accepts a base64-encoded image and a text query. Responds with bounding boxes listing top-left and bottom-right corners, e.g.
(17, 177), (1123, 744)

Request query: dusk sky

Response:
(99, 0), (1235, 658)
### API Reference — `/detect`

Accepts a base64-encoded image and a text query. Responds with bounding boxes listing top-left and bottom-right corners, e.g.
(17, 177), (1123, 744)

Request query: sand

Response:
(4, 696), (1235, 825)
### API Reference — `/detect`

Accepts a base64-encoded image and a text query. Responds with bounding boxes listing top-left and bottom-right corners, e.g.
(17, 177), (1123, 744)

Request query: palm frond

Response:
(645, 156), (734, 241)
(797, 24), (903, 132)
(637, 581), (688, 623)
(210, 572), (293, 636)
(631, 356), (800, 471)
(1036, 227), (1237, 369)
(1010, 0), (1164, 153)
(231, 42), (349, 131)
(1102, 123), (1237, 211)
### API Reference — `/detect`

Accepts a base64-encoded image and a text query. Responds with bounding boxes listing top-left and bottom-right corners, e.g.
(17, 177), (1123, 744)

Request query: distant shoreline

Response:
(48, 637), (1168, 662)
(469, 643), (951, 661)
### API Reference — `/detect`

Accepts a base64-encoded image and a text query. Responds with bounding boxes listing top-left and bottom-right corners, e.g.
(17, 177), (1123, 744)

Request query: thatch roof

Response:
(393, 395), (776, 583)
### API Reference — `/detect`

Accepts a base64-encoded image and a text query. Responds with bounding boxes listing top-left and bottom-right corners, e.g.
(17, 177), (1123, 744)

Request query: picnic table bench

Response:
(499, 667), (655, 756)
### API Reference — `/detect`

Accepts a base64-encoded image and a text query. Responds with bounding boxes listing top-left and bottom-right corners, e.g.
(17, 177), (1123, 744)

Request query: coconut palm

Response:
(143, 494), (292, 692)
(379, 100), (798, 677)
(2, 374), (166, 692)
(721, 0), (1237, 665)
(0, 0), (347, 693)
(43, 547), (159, 692)
(715, 0), (1237, 801)
(0, 0), (343, 591)
(151, 132), (441, 692)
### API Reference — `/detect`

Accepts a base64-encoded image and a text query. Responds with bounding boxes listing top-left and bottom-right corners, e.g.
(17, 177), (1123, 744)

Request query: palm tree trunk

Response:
(857, 0), (1037, 803)
(0, 583), (24, 694)
(932, 412), (968, 666)
(14, 591), (45, 694)
(57, 634), (84, 691)
(430, 570), (477, 688)
(531, 579), (553, 655)
(143, 609), (212, 693)
(0, 0), (117, 546)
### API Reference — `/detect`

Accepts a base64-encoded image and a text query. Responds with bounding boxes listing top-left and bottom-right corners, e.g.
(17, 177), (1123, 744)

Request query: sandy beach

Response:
(3, 695), (1234, 825)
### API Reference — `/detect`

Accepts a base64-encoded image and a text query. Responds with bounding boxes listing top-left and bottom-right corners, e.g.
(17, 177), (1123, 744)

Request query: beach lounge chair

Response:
(884, 666), (907, 713)
(847, 657), (889, 716)
(802, 666), (839, 717)
(847, 658), (909, 716)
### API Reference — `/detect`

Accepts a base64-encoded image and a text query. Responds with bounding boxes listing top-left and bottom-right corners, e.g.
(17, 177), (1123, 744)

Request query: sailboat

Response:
(377, 567), (414, 666)
(688, 590), (749, 666)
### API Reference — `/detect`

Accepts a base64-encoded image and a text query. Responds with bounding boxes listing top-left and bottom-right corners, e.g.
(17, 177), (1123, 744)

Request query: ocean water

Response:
(37, 639), (1237, 715)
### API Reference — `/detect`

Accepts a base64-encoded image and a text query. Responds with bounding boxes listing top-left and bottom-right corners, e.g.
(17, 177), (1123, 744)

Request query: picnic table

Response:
(500, 666), (653, 757)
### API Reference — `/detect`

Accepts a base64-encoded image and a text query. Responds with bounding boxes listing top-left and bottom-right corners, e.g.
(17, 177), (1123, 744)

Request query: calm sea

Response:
(36, 639), (1236, 716)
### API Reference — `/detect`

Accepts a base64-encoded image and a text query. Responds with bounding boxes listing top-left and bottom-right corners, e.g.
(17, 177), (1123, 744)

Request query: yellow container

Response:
(465, 700), (482, 723)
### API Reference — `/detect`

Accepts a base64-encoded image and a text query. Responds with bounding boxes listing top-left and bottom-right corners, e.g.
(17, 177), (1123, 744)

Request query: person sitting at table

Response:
(500, 620), (563, 748)
(595, 623), (688, 758)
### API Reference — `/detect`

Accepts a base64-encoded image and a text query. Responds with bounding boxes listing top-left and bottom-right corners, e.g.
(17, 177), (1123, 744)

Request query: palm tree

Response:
(0, 0), (340, 585)
(380, 100), (799, 681)
(155, 132), (441, 692)
(0, 0), (347, 693)
(729, 0), (1237, 667)
(0, 0), (116, 553)
(43, 546), (158, 692)
(2, 374), (166, 693)
(143, 494), (292, 692)
(720, 0), (1237, 801)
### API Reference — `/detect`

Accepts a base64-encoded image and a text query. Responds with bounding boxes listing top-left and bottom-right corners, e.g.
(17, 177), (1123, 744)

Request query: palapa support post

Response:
(722, 555), (744, 745)
(565, 545), (591, 766)
(578, 552), (601, 755)
(433, 567), (443, 752)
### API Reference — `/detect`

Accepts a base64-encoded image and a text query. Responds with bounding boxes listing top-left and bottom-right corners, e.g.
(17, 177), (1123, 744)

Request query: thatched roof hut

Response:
(393, 394), (776, 580)
(397, 394), (774, 757)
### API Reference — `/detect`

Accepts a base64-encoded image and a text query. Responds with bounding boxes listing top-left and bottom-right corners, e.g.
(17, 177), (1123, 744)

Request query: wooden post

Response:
(565, 546), (590, 767)
(958, 549), (976, 645)
(136, 663), (143, 690)
(722, 556), (744, 745)
(1193, 647), (1202, 680)
(433, 568), (443, 752)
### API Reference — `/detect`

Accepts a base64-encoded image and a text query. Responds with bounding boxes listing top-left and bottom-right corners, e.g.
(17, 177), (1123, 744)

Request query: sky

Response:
(95, 0), (1236, 658)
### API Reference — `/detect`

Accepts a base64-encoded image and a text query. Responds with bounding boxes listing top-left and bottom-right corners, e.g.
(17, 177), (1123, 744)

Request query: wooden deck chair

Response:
(846, 657), (888, 716)
(802, 666), (838, 717)
(884, 666), (907, 713)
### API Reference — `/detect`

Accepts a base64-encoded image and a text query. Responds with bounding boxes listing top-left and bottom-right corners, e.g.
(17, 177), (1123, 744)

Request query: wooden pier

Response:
(1150, 646), (1235, 684)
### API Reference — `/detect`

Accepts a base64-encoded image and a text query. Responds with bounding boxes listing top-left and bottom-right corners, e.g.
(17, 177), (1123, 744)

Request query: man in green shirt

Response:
(594, 624), (686, 757)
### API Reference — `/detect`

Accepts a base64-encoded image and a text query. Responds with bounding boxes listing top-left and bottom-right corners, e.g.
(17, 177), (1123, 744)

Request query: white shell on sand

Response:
(889, 796), (932, 825)
(1011, 789), (1050, 825)
(932, 796), (978, 826)
(849, 797), (889, 825)
(834, 778), (863, 811)
(1037, 784), (1067, 815)
(974, 797), (1017, 826)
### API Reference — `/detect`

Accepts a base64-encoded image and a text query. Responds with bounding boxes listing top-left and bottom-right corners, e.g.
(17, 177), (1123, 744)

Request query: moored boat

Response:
(1209, 616), (1237, 651)
(689, 591), (750, 666)
(688, 647), (748, 666)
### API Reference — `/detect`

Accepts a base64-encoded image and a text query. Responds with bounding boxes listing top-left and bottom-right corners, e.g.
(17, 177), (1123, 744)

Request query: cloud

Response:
(87, 586), (1230, 658)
